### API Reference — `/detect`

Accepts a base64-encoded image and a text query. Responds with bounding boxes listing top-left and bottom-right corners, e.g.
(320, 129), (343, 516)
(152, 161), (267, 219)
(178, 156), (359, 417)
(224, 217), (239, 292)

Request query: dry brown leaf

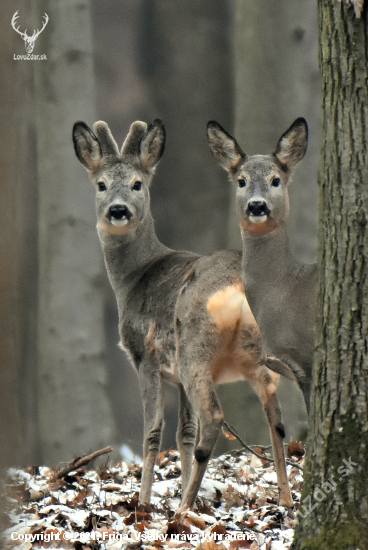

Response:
(202, 539), (227, 550)
(222, 484), (244, 509)
(229, 539), (253, 550)
(167, 541), (192, 549)
(72, 487), (88, 504)
(58, 531), (76, 548)
(41, 529), (63, 549)
(197, 500), (216, 516)
(124, 507), (153, 525)
(222, 427), (237, 440)
(166, 519), (191, 537)
(102, 483), (124, 491)
(159, 450), (168, 462)
(249, 454), (263, 469)
(287, 440), (305, 460)
(124, 492), (140, 510)
(135, 520), (154, 532)
(211, 524), (227, 536)
(242, 515), (257, 528)
(251, 448), (270, 467)
(181, 510), (206, 530)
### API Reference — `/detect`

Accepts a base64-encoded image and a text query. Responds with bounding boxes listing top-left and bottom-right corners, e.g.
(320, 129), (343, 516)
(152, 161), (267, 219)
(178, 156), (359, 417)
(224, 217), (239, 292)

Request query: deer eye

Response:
(98, 181), (107, 192)
(238, 178), (247, 188)
(271, 177), (281, 187)
(133, 181), (142, 191)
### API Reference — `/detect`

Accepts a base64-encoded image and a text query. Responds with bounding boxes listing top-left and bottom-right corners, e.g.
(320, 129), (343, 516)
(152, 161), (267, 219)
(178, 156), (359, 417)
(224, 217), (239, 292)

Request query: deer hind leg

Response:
(180, 370), (224, 508)
(138, 362), (164, 505)
(248, 364), (293, 508)
(177, 384), (197, 494)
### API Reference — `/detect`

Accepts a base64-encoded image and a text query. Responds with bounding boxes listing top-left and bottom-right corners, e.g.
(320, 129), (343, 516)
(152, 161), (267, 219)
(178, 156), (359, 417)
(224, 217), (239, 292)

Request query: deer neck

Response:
(241, 224), (296, 297)
(98, 214), (170, 297)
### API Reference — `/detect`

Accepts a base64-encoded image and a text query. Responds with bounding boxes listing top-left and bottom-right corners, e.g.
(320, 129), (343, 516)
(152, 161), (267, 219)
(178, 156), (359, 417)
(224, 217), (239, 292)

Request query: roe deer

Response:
(207, 118), (317, 412)
(72, 119), (293, 508)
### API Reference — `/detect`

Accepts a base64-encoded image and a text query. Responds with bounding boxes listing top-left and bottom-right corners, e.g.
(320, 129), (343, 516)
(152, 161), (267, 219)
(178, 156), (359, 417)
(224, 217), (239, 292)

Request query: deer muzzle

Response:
(246, 199), (271, 222)
(108, 204), (132, 226)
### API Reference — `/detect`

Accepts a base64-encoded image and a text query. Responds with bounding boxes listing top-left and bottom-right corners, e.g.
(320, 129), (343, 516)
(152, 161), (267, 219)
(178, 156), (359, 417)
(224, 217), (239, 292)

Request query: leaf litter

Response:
(2, 444), (305, 550)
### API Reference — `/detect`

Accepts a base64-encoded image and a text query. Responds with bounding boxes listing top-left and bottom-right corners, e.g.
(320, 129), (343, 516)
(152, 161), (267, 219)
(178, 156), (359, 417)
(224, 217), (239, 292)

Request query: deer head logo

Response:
(11, 11), (49, 54)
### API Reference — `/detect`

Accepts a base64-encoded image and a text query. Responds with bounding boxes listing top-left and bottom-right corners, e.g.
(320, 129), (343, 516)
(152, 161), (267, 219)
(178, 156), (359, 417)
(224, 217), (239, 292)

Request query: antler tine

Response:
(33, 13), (49, 38)
(11, 10), (27, 38)
(11, 10), (19, 25)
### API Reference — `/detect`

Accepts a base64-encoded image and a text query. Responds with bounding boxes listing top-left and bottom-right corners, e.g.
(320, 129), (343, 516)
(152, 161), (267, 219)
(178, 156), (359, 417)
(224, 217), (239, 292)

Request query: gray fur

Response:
(73, 119), (293, 509)
(207, 119), (316, 412)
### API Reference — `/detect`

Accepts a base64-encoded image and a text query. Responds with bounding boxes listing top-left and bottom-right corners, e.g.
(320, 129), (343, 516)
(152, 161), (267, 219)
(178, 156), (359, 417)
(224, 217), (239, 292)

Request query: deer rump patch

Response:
(207, 282), (252, 332)
(206, 283), (261, 385)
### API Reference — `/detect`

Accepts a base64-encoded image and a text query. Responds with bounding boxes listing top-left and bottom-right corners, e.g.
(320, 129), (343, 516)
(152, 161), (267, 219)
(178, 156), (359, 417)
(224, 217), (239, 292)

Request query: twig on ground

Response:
(223, 422), (303, 471)
(51, 446), (113, 481)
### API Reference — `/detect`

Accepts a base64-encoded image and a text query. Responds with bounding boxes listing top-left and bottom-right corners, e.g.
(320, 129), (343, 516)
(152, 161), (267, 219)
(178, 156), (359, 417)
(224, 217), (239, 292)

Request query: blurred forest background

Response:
(0, 0), (320, 479)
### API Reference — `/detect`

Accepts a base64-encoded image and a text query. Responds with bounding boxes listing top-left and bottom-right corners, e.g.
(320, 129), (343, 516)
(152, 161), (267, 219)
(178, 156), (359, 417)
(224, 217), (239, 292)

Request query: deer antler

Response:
(11, 11), (27, 39)
(32, 13), (49, 40)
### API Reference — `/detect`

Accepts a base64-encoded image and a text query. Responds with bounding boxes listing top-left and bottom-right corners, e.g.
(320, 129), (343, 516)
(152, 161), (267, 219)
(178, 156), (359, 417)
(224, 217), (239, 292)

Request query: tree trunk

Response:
(231, 0), (320, 447)
(292, 2), (368, 548)
(232, 0), (320, 263)
(34, 0), (117, 463)
(145, 0), (234, 256)
(140, 0), (234, 450)
(0, 2), (24, 526)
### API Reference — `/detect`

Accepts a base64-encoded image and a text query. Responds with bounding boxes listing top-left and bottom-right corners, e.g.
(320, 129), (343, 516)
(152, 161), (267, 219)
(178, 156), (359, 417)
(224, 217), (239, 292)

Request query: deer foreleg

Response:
(138, 363), (164, 505)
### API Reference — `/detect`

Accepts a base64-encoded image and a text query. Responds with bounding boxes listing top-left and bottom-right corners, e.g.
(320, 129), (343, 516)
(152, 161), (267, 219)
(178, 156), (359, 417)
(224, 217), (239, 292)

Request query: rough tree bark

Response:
(292, 2), (368, 548)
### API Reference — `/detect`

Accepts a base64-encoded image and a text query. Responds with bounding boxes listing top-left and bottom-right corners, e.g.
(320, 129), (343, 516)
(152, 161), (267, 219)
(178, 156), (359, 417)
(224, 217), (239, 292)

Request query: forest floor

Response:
(3, 443), (305, 550)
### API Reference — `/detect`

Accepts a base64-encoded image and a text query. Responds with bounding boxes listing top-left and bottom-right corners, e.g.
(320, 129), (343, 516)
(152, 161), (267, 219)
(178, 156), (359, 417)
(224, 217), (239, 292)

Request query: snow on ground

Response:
(2, 446), (304, 550)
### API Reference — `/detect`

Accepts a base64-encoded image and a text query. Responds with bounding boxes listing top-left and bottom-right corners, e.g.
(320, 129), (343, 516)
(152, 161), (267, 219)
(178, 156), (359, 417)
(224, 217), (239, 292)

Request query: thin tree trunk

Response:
(292, 2), (368, 548)
(145, 0), (234, 256)
(34, 0), (117, 463)
(141, 0), (234, 451)
(232, 0), (320, 446)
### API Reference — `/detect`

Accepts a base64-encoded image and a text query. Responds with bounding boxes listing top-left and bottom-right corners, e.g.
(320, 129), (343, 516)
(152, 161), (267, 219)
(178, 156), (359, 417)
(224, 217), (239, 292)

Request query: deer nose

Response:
(108, 205), (132, 221)
(247, 200), (271, 217)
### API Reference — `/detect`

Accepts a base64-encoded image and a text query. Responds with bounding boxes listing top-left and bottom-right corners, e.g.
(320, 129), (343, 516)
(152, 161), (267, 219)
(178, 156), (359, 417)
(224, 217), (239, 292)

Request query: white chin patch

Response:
(111, 218), (129, 226)
(249, 214), (268, 223)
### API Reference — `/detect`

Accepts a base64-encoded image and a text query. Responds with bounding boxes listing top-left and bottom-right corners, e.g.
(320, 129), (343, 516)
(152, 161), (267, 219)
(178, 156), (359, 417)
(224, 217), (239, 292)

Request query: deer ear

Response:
(139, 119), (166, 172)
(274, 118), (308, 169)
(207, 121), (245, 173)
(73, 122), (102, 171)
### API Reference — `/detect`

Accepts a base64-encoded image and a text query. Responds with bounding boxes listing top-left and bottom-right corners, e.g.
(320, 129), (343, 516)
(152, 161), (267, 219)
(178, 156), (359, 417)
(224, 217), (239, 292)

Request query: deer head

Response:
(11, 11), (49, 54)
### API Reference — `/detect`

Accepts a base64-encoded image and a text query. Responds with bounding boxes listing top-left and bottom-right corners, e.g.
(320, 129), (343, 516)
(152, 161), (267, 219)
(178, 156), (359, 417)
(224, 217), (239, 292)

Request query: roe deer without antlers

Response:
(207, 118), (317, 413)
(72, 119), (293, 508)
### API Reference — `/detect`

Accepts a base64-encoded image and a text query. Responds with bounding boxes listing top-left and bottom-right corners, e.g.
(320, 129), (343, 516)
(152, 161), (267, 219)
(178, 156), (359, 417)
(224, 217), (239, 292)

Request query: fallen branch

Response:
(51, 446), (113, 481)
(223, 421), (303, 471)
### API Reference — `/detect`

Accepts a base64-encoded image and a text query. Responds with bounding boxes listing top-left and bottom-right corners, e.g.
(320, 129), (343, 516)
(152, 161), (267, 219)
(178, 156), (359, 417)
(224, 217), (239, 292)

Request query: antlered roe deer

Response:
(207, 118), (317, 413)
(73, 119), (293, 508)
